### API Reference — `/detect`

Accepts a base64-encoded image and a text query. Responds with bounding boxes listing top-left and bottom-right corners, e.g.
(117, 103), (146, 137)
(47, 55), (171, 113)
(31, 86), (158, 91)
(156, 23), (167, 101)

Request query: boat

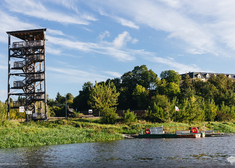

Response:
(176, 133), (201, 138)
(137, 127), (202, 138)
(138, 133), (178, 138)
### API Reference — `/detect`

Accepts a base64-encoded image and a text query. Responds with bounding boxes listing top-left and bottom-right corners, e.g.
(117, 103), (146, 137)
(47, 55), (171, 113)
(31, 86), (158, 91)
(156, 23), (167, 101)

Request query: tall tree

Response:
(89, 82), (120, 111)
(89, 82), (120, 123)
(65, 93), (74, 108)
(55, 92), (64, 104)
(132, 85), (149, 109)
(160, 70), (181, 85)
(120, 65), (158, 109)
(121, 65), (158, 90)
(73, 82), (93, 111)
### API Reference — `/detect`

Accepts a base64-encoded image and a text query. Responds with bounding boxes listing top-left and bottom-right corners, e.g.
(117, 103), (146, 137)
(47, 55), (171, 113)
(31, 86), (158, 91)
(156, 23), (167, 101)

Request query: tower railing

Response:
(12, 40), (43, 48)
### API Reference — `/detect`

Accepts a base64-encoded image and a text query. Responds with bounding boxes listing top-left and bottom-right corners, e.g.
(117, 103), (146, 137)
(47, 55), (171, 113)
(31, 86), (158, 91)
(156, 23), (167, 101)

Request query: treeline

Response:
(71, 65), (235, 122)
(2, 65), (235, 123)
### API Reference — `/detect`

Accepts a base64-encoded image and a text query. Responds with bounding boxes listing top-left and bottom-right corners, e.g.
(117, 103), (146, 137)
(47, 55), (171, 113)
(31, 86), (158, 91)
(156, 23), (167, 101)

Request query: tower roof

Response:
(6, 28), (46, 41)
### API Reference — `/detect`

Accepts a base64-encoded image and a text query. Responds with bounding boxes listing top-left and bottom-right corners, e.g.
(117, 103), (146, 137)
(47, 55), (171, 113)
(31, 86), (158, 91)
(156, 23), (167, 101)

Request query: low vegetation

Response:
(0, 118), (235, 149)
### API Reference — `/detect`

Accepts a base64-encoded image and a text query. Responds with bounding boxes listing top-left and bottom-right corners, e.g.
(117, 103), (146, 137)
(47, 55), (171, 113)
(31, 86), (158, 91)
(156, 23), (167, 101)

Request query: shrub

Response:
(101, 107), (118, 124)
(216, 111), (232, 121)
(73, 111), (82, 118)
(123, 109), (137, 123)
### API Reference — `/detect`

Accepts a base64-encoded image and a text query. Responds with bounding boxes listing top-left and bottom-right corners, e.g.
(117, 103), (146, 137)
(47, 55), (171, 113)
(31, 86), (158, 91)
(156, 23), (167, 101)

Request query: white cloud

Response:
(132, 38), (139, 44)
(158, 0), (181, 8)
(4, 0), (96, 25)
(0, 10), (36, 43)
(96, 47), (135, 61)
(51, 0), (78, 12)
(47, 67), (108, 84)
(113, 31), (132, 49)
(48, 35), (97, 52)
(99, 9), (139, 29)
(47, 46), (62, 55)
(47, 35), (135, 61)
(47, 29), (65, 36)
(90, 0), (235, 57)
(103, 71), (122, 78)
(99, 31), (110, 41)
(131, 49), (203, 74)
(115, 17), (139, 29)
(51, 0), (97, 21)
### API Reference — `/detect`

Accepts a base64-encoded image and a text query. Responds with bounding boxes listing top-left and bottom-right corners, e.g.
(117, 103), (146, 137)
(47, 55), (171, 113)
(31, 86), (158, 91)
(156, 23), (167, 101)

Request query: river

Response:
(1, 135), (235, 167)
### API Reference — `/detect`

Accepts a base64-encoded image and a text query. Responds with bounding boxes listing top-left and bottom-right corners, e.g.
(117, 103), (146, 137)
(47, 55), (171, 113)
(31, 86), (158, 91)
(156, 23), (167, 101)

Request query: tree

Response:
(122, 65), (158, 90)
(0, 101), (7, 120)
(180, 74), (195, 101)
(204, 99), (218, 121)
(122, 109), (137, 123)
(160, 70), (181, 85)
(89, 82), (120, 123)
(55, 92), (64, 104)
(181, 74), (192, 89)
(106, 78), (121, 91)
(120, 65), (158, 109)
(145, 95), (171, 122)
(73, 82), (93, 111)
(89, 82), (120, 111)
(165, 82), (180, 99)
(201, 82), (219, 101)
(158, 70), (181, 99)
(145, 103), (166, 122)
(180, 87), (196, 102)
(65, 93), (74, 108)
(132, 85), (149, 109)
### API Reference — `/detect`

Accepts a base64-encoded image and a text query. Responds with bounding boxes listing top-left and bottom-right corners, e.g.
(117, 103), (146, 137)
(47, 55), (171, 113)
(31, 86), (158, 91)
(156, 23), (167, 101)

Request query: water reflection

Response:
(0, 136), (235, 167)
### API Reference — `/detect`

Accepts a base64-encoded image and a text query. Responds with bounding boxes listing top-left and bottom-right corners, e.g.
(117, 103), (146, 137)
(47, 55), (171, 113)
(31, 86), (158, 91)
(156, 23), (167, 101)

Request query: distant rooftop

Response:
(181, 72), (235, 80)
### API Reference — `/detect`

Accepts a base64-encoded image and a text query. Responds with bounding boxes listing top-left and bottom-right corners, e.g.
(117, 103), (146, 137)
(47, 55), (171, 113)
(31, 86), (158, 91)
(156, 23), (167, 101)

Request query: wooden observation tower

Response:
(7, 29), (47, 121)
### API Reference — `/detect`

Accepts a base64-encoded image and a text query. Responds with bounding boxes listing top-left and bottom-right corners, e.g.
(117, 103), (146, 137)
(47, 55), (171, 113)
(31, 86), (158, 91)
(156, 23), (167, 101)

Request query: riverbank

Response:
(0, 119), (235, 149)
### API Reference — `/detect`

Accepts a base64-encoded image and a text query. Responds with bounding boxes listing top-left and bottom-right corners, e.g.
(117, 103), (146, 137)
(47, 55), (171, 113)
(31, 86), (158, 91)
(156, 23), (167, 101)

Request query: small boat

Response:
(138, 133), (178, 138)
(137, 127), (202, 138)
(177, 133), (201, 138)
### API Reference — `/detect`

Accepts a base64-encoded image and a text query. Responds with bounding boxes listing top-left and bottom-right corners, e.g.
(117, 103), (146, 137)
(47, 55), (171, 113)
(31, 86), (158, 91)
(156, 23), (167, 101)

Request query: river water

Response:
(1, 135), (235, 167)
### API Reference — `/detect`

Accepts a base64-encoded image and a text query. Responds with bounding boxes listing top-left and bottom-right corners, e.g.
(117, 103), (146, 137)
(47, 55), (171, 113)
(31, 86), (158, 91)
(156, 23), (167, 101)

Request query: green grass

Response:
(0, 120), (123, 149)
(0, 119), (235, 149)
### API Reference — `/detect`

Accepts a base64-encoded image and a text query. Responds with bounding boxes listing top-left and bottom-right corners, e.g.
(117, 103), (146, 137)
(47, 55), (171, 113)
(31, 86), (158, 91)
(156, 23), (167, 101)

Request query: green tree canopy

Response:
(121, 65), (158, 90)
(55, 92), (64, 104)
(73, 82), (93, 111)
(160, 70), (181, 85)
(89, 82), (120, 123)
(132, 85), (149, 109)
(89, 82), (120, 112)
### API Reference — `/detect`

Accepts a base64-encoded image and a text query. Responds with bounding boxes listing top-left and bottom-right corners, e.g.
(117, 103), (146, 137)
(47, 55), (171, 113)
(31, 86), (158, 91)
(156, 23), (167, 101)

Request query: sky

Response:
(1, 0), (235, 102)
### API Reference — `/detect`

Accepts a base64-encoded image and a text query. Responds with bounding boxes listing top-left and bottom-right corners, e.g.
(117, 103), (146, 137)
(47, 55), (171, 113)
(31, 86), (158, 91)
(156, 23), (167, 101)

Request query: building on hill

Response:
(181, 72), (235, 81)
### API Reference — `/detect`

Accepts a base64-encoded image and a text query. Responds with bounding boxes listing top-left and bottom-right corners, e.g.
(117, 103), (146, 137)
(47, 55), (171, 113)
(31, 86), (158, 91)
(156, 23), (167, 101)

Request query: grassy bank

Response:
(0, 119), (123, 149)
(0, 119), (235, 149)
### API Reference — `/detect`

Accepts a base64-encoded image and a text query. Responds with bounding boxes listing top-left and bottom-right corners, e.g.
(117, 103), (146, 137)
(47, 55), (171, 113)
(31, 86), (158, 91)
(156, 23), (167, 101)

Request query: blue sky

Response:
(1, 0), (235, 102)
